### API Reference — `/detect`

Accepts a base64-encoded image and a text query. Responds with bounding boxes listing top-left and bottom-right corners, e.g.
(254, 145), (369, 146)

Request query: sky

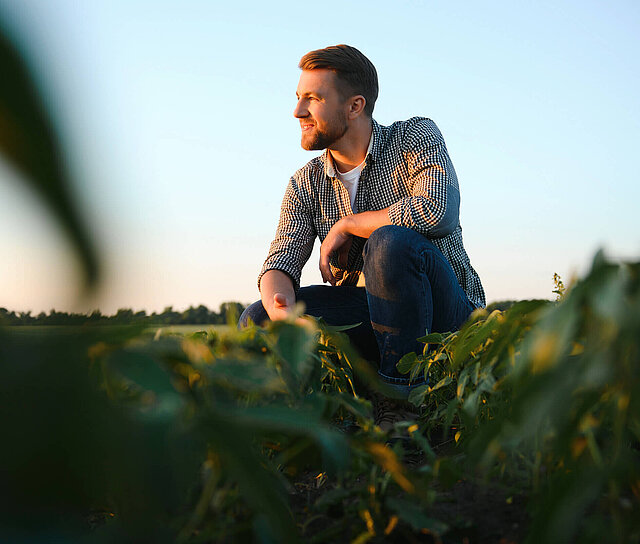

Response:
(0, 0), (639, 314)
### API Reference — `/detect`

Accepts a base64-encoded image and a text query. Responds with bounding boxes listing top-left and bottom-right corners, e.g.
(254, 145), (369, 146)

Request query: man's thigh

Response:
(297, 285), (369, 323)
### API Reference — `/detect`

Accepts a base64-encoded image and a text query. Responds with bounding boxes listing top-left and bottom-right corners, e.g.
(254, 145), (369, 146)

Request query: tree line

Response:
(2, 301), (521, 326)
(0, 302), (247, 326)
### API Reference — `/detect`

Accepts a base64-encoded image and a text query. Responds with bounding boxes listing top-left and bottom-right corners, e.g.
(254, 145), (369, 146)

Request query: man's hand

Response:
(270, 292), (295, 321)
(261, 270), (297, 321)
(260, 270), (312, 326)
(320, 218), (353, 285)
(266, 288), (313, 327)
(319, 210), (393, 285)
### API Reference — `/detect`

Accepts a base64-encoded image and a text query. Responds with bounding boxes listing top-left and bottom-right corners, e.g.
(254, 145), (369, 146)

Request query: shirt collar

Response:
(322, 119), (380, 178)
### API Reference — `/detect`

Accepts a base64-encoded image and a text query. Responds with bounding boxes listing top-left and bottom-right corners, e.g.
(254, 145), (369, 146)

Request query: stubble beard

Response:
(301, 114), (348, 151)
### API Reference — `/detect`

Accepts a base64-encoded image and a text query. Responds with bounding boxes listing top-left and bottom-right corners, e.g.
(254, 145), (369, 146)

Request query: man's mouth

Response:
(301, 122), (314, 131)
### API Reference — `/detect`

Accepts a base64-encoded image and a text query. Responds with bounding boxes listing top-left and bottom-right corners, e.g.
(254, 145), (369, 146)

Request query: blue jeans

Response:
(239, 225), (475, 397)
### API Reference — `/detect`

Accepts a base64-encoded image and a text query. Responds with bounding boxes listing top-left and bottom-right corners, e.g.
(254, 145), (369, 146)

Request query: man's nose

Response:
(293, 99), (307, 118)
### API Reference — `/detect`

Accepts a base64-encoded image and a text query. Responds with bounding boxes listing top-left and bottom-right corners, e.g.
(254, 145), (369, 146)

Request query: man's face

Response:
(294, 69), (349, 151)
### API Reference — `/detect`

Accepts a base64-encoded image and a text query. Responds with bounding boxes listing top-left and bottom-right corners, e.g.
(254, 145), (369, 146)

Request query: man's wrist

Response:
(341, 214), (357, 235)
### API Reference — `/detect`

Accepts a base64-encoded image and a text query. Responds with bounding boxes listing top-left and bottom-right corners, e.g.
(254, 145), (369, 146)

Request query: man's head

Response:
(298, 44), (378, 118)
(294, 45), (378, 151)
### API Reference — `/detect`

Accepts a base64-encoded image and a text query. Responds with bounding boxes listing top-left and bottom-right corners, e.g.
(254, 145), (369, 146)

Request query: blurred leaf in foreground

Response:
(0, 22), (98, 289)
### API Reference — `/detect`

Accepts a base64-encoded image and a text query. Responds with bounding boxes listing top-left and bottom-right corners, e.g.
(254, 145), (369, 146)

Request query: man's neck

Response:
(329, 119), (372, 173)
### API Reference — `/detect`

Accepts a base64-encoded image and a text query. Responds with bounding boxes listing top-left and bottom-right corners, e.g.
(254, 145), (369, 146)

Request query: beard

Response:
(301, 112), (348, 151)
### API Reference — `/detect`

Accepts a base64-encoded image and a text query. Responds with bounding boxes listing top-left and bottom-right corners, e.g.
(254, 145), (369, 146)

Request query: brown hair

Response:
(298, 44), (378, 117)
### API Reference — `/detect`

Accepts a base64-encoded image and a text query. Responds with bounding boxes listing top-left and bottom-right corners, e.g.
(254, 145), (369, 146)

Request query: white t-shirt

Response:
(336, 161), (363, 213)
(335, 134), (373, 213)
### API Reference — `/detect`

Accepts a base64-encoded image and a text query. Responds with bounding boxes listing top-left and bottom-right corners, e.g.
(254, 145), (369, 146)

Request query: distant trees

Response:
(0, 302), (247, 326)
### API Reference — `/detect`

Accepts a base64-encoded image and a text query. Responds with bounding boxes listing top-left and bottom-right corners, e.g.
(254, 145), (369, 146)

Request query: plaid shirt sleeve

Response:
(258, 177), (316, 291)
(387, 119), (459, 237)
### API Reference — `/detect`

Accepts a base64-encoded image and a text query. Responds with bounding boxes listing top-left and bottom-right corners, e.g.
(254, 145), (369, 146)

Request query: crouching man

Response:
(240, 44), (485, 429)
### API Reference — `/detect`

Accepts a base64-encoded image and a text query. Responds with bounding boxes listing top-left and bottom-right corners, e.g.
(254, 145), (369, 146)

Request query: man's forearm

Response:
(260, 269), (296, 320)
(342, 207), (392, 238)
(319, 208), (393, 284)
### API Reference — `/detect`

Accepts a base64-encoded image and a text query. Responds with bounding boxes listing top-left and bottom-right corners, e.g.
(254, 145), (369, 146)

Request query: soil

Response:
(287, 454), (530, 544)
(429, 478), (529, 544)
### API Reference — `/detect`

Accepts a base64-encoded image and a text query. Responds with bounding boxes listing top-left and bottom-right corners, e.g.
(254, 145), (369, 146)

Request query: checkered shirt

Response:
(258, 117), (486, 309)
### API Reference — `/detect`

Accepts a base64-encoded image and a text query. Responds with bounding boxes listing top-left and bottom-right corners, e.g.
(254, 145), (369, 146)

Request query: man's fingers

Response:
(337, 237), (352, 268)
(319, 251), (335, 285)
(320, 264), (335, 285)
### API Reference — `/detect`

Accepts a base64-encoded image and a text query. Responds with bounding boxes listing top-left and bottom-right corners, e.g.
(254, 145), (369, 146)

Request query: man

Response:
(240, 44), (485, 428)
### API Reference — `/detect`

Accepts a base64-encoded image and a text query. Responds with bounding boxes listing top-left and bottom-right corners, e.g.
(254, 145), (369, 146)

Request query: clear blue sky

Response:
(1, 0), (638, 313)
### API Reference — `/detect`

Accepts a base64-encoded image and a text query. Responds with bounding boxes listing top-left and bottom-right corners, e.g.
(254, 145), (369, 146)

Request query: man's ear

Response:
(348, 95), (366, 119)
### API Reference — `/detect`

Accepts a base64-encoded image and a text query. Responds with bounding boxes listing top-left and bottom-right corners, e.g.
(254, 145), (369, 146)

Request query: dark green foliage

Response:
(0, 318), (437, 542)
(4, 256), (639, 542)
(399, 251), (640, 544)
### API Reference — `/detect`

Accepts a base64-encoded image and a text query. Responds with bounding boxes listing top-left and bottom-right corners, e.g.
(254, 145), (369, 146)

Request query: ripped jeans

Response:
(239, 225), (475, 398)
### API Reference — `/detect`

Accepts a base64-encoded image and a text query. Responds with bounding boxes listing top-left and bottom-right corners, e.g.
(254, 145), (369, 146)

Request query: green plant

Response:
(552, 272), (566, 301)
(399, 251), (640, 544)
(2, 15), (639, 543)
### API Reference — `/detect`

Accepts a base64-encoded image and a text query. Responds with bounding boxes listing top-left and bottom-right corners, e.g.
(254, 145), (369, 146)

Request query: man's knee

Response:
(238, 300), (268, 329)
(363, 225), (416, 274)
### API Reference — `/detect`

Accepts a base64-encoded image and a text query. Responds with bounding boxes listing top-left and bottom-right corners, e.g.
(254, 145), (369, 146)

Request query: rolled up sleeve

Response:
(387, 119), (460, 238)
(258, 178), (316, 292)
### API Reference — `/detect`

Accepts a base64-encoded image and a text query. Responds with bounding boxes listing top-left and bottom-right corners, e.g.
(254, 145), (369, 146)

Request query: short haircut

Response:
(299, 44), (378, 117)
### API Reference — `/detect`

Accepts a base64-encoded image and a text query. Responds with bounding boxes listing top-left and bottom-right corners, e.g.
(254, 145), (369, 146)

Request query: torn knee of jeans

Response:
(371, 322), (401, 335)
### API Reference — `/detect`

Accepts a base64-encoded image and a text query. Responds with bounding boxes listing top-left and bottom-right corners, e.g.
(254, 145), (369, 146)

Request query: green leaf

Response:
(323, 322), (362, 332)
(417, 332), (445, 344)
(408, 428), (437, 461)
(397, 351), (419, 374)
(429, 351), (449, 362)
(443, 399), (459, 433)
(315, 342), (339, 353)
(107, 349), (175, 395)
(209, 400), (350, 475)
(269, 321), (317, 394)
(0, 27), (98, 288)
(408, 384), (429, 406)
(456, 370), (470, 400)
(324, 392), (371, 421)
(430, 375), (453, 393)
(451, 313), (502, 365)
(199, 357), (286, 394)
(386, 497), (449, 535)
(199, 414), (299, 543)
(462, 389), (481, 418)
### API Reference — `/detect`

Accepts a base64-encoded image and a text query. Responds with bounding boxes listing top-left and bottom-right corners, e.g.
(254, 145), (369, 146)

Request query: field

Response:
(2, 251), (639, 543)
(2, 17), (638, 543)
